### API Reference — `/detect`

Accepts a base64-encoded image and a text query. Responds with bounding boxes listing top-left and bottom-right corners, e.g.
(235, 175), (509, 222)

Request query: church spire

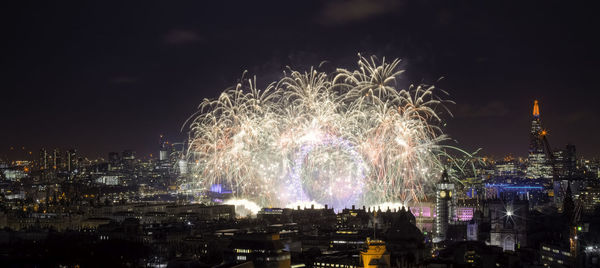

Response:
(563, 183), (575, 223)
(533, 100), (540, 118)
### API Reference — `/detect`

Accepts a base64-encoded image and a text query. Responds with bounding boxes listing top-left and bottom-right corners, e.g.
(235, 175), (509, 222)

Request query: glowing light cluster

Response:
(288, 133), (366, 209)
(224, 199), (262, 217)
(186, 55), (457, 210)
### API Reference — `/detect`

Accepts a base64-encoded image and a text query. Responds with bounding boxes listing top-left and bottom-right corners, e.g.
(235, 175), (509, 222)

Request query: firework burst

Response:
(186, 54), (462, 210)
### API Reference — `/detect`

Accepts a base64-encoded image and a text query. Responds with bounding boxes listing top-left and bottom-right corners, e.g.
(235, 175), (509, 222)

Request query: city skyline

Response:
(0, 98), (592, 161)
(2, 2), (600, 267)
(2, 1), (600, 159)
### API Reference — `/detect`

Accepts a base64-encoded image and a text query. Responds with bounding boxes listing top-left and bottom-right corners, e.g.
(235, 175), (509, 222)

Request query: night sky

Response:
(3, 1), (600, 160)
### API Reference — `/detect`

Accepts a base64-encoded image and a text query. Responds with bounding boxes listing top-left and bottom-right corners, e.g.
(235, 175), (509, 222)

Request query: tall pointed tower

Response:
(435, 170), (454, 242)
(526, 100), (552, 179)
(563, 183), (574, 221)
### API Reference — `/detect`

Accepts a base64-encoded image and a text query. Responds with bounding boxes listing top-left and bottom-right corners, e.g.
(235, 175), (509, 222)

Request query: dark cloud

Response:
(558, 111), (586, 123)
(316, 0), (404, 25)
(453, 101), (510, 118)
(164, 29), (203, 45)
(2, 1), (600, 159)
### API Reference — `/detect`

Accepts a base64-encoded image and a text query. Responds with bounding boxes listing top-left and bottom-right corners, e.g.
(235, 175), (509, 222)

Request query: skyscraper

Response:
(53, 149), (62, 170)
(564, 144), (576, 178)
(526, 100), (552, 179)
(159, 134), (168, 161)
(39, 148), (48, 170)
(65, 149), (77, 173)
(553, 144), (577, 179)
(122, 150), (135, 160)
(108, 152), (120, 166)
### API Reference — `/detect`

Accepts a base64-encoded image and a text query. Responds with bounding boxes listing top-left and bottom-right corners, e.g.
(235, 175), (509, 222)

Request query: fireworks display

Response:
(185, 55), (460, 210)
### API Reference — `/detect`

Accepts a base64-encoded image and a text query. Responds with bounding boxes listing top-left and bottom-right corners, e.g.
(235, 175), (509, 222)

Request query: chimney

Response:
(352, 205), (355, 210)
(311, 204), (314, 209)
(325, 204), (328, 210)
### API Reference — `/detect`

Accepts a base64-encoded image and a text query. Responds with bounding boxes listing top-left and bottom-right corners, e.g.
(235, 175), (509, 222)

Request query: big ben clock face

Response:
(439, 190), (446, 198)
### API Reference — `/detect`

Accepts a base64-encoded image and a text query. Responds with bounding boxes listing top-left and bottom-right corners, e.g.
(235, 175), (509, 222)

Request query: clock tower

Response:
(435, 169), (454, 242)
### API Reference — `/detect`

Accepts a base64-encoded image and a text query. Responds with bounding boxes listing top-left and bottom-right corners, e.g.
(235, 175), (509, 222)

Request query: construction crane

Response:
(539, 130), (559, 181)
(538, 129), (565, 208)
(539, 129), (582, 265)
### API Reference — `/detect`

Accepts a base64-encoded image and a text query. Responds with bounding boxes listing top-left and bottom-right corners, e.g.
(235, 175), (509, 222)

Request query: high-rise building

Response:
(53, 149), (62, 170)
(526, 100), (553, 179)
(435, 170), (454, 242)
(122, 150), (135, 171)
(65, 149), (77, 172)
(39, 148), (48, 170)
(553, 144), (577, 179)
(564, 144), (576, 178)
(495, 160), (519, 177)
(108, 152), (120, 165)
(122, 150), (135, 160)
(159, 135), (168, 161)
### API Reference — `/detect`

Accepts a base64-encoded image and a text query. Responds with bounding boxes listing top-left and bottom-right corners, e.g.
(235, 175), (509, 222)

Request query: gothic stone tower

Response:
(435, 170), (454, 242)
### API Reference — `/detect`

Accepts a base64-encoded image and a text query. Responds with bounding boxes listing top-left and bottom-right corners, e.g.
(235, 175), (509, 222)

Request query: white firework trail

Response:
(185, 54), (468, 211)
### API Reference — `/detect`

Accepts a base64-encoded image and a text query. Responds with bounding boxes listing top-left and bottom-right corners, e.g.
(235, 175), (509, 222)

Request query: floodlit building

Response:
(360, 238), (390, 268)
(489, 200), (528, 251)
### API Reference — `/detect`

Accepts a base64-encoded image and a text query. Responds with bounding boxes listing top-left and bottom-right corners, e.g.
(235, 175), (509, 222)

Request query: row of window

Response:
(313, 263), (356, 268)
(331, 240), (363, 244)
(541, 246), (571, 256)
(235, 248), (279, 254)
(541, 255), (564, 264)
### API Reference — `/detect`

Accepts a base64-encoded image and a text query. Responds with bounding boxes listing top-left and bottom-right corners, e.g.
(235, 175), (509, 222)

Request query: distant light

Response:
(578, 226), (582, 231)
(506, 211), (513, 216)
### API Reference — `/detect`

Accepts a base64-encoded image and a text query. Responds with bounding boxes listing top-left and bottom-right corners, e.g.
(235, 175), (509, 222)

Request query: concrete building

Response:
(230, 233), (291, 268)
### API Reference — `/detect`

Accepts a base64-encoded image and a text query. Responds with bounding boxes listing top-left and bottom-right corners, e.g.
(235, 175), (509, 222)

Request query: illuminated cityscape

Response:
(2, 2), (600, 268)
